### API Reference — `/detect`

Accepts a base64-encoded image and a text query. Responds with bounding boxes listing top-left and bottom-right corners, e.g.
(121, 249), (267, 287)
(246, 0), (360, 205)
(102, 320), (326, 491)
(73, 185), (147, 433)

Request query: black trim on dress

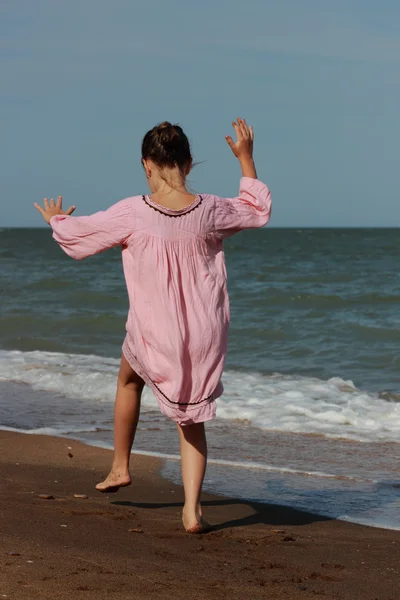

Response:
(142, 195), (203, 217)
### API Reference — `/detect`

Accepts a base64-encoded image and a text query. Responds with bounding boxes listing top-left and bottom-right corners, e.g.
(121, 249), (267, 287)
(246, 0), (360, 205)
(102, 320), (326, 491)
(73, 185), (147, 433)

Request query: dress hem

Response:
(122, 336), (221, 425)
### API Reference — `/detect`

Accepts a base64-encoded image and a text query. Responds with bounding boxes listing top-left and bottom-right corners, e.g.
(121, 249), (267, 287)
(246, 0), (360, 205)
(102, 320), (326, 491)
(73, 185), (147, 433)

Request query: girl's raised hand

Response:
(225, 118), (254, 160)
(34, 196), (76, 224)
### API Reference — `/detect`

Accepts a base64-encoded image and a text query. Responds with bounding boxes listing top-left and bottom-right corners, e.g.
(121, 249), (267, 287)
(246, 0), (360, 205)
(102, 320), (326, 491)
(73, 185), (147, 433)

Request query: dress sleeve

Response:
(214, 177), (272, 239)
(50, 198), (134, 260)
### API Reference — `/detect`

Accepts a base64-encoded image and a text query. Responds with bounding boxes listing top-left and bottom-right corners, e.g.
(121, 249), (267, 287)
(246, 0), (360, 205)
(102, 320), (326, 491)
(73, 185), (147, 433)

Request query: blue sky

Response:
(1, 0), (400, 227)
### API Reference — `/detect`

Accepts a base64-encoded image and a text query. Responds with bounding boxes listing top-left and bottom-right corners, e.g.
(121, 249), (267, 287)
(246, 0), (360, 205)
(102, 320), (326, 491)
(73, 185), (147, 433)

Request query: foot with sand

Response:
(95, 469), (131, 494)
(182, 505), (210, 534)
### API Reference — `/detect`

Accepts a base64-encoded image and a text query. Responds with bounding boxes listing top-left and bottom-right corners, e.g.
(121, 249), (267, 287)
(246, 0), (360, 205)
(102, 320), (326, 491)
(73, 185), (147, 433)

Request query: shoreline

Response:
(1, 430), (399, 599)
(2, 422), (399, 533)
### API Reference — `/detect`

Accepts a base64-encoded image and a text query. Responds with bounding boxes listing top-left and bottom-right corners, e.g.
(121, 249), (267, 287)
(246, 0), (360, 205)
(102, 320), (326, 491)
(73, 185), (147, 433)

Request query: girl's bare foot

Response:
(182, 505), (210, 534)
(95, 470), (131, 494)
(182, 514), (210, 534)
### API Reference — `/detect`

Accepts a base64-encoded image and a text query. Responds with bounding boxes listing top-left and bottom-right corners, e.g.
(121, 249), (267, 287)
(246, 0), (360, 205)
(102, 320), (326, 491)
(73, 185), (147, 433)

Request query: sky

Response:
(1, 0), (400, 227)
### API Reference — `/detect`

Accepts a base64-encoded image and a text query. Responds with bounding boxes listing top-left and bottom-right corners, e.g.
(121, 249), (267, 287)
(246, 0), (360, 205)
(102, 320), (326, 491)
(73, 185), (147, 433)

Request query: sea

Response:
(0, 227), (399, 530)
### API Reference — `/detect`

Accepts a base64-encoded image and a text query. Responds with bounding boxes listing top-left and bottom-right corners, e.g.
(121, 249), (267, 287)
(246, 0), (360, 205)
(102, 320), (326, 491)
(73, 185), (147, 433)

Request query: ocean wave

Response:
(0, 349), (399, 443)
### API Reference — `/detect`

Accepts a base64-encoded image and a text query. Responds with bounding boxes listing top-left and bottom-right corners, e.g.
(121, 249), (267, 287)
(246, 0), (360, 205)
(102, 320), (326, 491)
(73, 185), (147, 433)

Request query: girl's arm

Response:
(214, 119), (272, 237)
(35, 196), (135, 259)
(214, 177), (272, 238)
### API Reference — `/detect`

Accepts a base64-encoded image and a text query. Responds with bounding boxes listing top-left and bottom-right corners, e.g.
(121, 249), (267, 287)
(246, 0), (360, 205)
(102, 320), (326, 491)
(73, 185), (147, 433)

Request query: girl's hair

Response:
(141, 122), (192, 173)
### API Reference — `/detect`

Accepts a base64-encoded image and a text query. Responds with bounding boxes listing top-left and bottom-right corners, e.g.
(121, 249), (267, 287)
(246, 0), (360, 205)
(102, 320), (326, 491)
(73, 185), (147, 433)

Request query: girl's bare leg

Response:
(96, 354), (144, 492)
(177, 422), (208, 532)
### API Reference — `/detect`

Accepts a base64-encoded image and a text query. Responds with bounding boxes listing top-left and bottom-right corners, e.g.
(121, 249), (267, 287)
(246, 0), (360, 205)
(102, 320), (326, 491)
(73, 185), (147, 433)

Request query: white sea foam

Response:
(219, 372), (400, 442)
(0, 424), (106, 436)
(0, 349), (399, 443)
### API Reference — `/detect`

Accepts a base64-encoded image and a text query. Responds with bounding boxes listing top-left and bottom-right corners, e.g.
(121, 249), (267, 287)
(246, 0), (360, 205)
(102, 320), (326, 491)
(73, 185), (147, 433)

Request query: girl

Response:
(35, 118), (272, 533)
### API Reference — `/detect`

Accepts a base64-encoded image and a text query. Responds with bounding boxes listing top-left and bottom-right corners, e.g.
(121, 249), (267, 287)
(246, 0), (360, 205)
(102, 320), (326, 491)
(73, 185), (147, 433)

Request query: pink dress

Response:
(51, 177), (272, 425)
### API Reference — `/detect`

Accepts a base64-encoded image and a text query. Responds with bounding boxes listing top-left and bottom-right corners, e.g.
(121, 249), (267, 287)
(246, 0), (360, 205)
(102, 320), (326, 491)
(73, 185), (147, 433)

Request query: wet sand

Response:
(0, 430), (399, 599)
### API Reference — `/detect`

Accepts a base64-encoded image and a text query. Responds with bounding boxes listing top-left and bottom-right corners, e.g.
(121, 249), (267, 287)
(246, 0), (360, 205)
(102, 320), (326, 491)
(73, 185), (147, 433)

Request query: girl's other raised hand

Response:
(225, 118), (254, 161)
(225, 118), (257, 179)
(34, 196), (76, 224)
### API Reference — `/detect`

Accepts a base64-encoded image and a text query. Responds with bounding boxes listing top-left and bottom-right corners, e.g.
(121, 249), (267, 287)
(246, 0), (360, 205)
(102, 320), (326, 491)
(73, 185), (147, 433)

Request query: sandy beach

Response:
(0, 431), (398, 599)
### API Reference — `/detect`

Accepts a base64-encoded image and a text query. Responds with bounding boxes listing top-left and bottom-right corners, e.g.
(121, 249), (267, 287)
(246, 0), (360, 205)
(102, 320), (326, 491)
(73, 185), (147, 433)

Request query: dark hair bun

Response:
(142, 122), (192, 171)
